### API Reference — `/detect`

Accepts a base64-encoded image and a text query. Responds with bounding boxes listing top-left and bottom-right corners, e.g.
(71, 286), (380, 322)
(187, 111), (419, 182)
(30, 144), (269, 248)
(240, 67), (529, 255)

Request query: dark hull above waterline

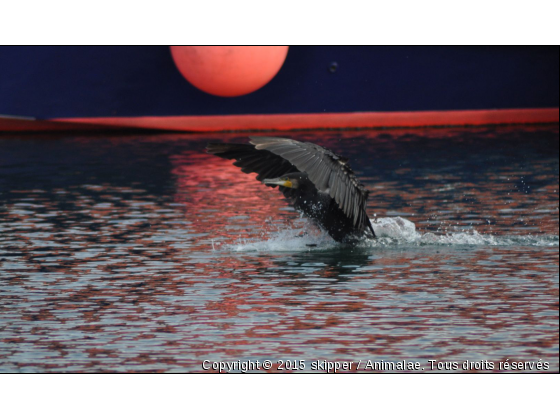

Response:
(1, 46), (558, 132)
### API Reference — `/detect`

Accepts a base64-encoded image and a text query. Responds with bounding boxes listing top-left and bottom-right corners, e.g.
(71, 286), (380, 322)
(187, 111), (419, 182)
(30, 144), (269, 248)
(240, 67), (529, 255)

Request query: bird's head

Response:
(263, 175), (300, 189)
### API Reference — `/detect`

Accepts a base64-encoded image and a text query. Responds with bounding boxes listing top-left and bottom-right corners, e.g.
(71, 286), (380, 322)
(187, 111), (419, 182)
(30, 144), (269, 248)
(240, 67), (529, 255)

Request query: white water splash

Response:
(367, 217), (558, 247)
(221, 216), (559, 252)
(227, 223), (338, 252)
(371, 217), (418, 241)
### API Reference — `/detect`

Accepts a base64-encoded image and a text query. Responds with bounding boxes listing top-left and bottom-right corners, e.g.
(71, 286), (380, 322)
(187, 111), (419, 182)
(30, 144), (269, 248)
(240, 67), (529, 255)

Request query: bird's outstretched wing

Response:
(248, 137), (372, 233)
(206, 142), (299, 198)
(207, 137), (374, 235)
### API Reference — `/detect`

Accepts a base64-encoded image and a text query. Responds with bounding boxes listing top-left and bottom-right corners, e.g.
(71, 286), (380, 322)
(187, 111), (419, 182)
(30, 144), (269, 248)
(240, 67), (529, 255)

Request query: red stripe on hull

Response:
(0, 117), (124, 132)
(2, 108), (558, 132)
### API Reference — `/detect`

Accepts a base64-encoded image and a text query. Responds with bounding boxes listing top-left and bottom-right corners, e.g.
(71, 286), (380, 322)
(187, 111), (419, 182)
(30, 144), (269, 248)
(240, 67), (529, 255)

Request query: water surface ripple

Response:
(0, 127), (558, 372)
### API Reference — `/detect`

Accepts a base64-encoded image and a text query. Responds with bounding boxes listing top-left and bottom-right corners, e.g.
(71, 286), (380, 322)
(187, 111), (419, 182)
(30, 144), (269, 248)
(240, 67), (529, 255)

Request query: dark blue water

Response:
(0, 127), (558, 372)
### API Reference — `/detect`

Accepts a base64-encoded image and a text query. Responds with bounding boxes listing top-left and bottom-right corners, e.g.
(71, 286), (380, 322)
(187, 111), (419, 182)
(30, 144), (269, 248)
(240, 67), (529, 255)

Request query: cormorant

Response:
(207, 137), (376, 243)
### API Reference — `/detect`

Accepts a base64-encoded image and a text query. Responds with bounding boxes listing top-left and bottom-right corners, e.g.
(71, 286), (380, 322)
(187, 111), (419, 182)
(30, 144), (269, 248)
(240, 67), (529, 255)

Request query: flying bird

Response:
(207, 137), (376, 243)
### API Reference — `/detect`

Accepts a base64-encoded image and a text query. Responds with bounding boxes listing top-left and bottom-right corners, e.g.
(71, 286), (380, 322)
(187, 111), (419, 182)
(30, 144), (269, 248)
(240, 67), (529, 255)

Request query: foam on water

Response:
(222, 216), (559, 252)
(226, 223), (339, 252)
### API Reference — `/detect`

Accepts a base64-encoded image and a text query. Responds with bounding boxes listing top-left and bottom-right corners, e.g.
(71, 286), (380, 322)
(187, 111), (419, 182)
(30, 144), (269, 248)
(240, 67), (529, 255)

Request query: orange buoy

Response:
(170, 46), (289, 97)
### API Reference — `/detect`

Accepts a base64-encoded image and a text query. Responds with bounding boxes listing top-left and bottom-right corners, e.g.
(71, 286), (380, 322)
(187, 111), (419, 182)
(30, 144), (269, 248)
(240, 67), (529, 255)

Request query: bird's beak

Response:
(263, 178), (293, 188)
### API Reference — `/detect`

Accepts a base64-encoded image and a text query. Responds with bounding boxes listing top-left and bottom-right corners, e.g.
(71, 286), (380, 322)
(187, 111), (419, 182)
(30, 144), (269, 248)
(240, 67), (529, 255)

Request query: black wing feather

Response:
(206, 142), (298, 200)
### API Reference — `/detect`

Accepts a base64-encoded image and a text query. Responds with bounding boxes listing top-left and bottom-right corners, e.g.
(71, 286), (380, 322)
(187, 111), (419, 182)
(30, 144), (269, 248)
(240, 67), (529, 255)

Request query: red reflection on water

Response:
(171, 151), (298, 245)
(1, 127), (558, 372)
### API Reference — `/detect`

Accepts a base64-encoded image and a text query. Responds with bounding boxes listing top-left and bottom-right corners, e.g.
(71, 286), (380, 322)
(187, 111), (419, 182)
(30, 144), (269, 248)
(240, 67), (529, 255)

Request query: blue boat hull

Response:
(0, 46), (558, 131)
